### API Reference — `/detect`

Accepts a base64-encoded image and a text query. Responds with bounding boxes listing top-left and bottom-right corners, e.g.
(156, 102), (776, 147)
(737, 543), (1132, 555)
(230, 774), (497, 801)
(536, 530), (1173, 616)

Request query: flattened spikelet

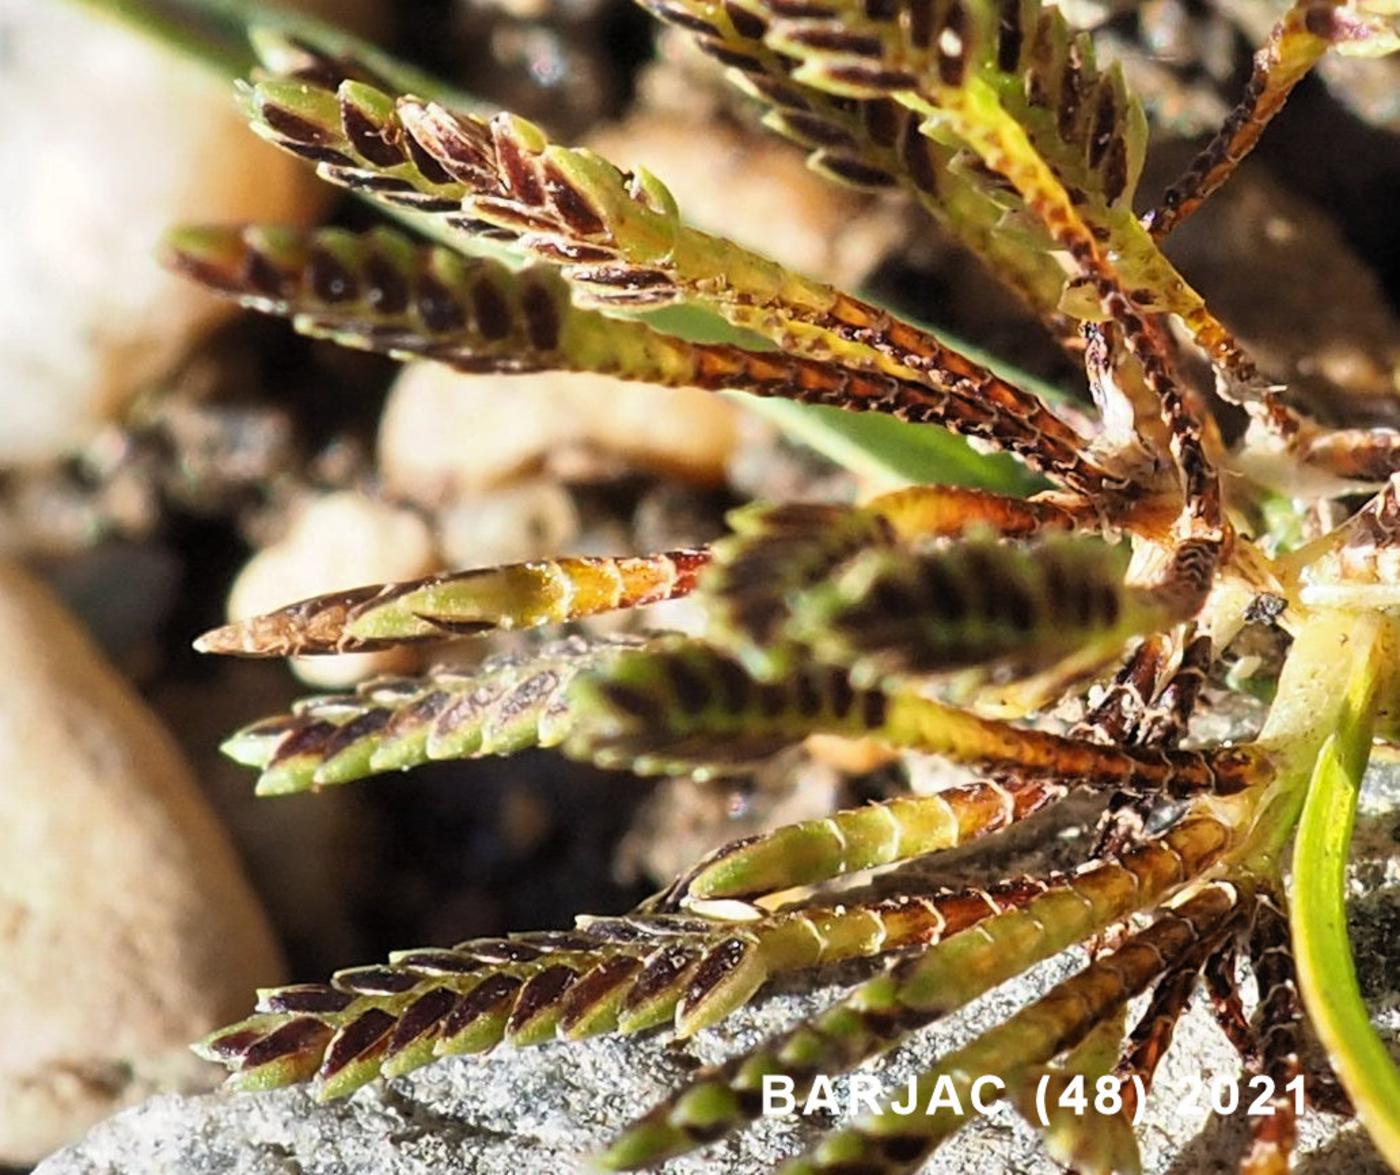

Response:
(789, 533), (1164, 685)
(566, 637), (879, 776)
(197, 551), (708, 656)
(701, 500), (897, 677)
(222, 636), (643, 793)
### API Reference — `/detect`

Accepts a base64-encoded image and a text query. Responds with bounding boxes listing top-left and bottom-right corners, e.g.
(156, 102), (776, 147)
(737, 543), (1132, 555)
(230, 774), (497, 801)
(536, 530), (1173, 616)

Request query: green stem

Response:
(1290, 617), (1400, 1169)
(67, 0), (255, 75)
(1198, 608), (1400, 1168)
(1240, 610), (1386, 869)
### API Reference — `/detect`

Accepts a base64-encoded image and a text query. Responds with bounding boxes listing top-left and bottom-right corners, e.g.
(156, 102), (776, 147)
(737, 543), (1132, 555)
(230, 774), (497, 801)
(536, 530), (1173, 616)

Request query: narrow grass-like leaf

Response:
(1291, 646), (1400, 1169)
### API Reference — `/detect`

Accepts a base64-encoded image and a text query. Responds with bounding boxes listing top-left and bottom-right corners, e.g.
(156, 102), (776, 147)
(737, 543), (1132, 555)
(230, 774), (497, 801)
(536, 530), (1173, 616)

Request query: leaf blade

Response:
(1291, 664), (1400, 1170)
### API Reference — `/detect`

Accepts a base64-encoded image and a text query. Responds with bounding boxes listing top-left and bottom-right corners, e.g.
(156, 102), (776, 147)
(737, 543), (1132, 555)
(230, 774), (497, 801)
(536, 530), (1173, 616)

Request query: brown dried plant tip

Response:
(162, 2), (1400, 1173)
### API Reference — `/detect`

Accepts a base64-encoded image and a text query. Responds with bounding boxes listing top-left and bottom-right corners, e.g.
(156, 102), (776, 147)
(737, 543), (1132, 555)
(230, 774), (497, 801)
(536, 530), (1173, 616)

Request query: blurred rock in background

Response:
(0, 562), (283, 1166)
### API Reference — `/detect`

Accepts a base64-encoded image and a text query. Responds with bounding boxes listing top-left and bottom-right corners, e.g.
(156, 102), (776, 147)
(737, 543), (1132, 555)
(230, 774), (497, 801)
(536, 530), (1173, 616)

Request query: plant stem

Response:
(68, 0), (298, 77)
(1240, 609), (1386, 869)
(67, 0), (488, 108)
(1290, 616), (1400, 1168)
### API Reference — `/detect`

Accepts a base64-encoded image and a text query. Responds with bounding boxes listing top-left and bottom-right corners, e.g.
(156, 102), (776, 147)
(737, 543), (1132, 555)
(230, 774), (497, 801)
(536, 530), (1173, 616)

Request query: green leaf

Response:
(738, 398), (1038, 491)
(1291, 677), (1400, 1170)
(640, 302), (1050, 493)
(68, 0), (486, 110)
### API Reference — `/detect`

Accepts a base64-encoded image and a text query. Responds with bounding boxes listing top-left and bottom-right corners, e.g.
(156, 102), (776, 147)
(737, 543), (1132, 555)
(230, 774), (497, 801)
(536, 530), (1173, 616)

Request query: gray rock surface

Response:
(34, 768), (1400, 1175)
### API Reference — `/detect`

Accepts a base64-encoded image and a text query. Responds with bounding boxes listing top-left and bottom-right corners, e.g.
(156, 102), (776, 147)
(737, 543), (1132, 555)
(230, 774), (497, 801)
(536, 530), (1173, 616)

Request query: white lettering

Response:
(923, 1075), (965, 1115)
(848, 1074), (883, 1116)
(804, 1075), (840, 1115)
(970, 1075), (1003, 1113)
(890, 1075), (919, 1115)
(762, 1075), (796, 1116)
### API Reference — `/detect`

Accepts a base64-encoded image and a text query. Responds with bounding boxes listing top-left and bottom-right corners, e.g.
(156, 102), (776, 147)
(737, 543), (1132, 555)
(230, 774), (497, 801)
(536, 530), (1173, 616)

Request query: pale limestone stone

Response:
(0, 561), (284, 1164)
(0, 0), (377, 464)
(436, 479), (580, 569)
(378, 364), (741, 501)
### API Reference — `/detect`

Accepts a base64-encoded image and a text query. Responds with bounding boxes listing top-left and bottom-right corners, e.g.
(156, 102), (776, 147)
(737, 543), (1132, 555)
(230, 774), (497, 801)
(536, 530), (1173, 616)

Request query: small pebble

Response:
(378, 364), (741, 501)
(227, 492), (438, 688)
(436, 479), (580, 569)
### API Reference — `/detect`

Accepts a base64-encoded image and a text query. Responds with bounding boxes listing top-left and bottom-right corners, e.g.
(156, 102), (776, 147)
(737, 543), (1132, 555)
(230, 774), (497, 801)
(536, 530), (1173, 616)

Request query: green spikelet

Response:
(724, 0), (1260, 395)
(678, 776), (1070, 901)
(597, 817), (1237, 1168)
(630, 0), (1074, 325)
(198, 883), (1037, 1097)
(697, 500), (1121, 685)
(729, 0), (1149, 236)
(196, 547), (709, 656)
(700, 500), (897, 679)
(165, 228), (1121, 495)
(699, 511), (1179, 704)
(790, 533), (1171, 687)
(565, 637), (880, 778)
(568, 637), (1261, 792)
(162, 223), (672, 377)
(222, 637), (641, 794)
